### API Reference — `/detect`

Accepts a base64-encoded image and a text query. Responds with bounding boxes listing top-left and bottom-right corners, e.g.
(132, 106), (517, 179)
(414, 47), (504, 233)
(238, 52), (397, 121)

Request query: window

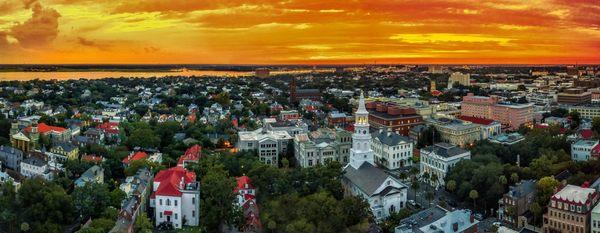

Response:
(175, 213), (178, 220)
(160, 199), (163, 205)
(192, 197), (195, 204)
(167, 199), (171, 206)
(160, 212), (163, 218)
(192, 210), (195, 217)
(175, 200), (178, 206)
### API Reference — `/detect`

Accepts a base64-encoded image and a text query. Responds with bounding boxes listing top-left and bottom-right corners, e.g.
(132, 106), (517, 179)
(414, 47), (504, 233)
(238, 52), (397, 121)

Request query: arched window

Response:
(389, 205), (396, 213)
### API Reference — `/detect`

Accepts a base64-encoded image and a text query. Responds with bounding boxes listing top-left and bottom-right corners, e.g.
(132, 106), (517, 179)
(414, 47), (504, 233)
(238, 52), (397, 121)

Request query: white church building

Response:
(342, 91), (408, 221)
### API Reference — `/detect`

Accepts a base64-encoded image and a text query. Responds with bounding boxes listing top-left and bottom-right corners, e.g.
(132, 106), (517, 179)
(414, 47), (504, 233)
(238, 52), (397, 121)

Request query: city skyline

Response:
(0, 0), (599, 64)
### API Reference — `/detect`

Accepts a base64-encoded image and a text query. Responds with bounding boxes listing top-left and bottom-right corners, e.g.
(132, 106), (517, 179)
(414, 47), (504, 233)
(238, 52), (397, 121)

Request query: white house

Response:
(371, 129), (414, 170)
(571, 139), (598, 161)
(420, 142), (471, 188)
(20, 155), (53, 180)
(150, 167), (200, 229)
(342, 92), (408, 221)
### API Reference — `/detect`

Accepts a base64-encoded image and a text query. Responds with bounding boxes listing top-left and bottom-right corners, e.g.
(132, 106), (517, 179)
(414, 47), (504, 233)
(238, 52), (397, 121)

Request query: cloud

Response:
(77, 37), (110, 50)
(10, 1), (61, 48)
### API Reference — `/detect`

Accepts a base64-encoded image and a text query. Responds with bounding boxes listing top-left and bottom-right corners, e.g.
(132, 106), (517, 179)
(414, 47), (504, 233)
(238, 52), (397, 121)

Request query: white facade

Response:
(238, 129), (292, 166)
(592, 203), (600, 233)
(571, 139), (598, 161)
(371, 130), (414, 170)
(349, 92), (375, 169)
(420, 143), (471, 187)
(20, 157), (53, 180)
(447, 72), (470, 89)
(151, 168), (200, 229)
(343, 91), (408, 221)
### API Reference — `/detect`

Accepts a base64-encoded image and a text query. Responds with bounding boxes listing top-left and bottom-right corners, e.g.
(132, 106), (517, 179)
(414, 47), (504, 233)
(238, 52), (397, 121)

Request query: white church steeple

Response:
(349, 91), (375, 169)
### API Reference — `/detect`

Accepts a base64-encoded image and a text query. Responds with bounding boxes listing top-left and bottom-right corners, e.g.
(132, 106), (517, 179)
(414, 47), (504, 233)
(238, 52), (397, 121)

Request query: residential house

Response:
(50, 143), (79, 161)
(150, 167), (200, 229)
(571, 139), (599, 161)
(497, 180), (537, 228)
(0, 145), (23, 171)
(74, 165), (104, 187)
(395, 206), (479, 233)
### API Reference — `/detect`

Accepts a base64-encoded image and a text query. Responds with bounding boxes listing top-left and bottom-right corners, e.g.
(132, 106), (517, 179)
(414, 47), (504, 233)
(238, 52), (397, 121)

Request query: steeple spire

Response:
(349, 89), (375, 169)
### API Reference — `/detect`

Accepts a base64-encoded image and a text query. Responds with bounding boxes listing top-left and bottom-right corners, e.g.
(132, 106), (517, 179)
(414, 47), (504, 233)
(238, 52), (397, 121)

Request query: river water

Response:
(0, 69), (333, 81)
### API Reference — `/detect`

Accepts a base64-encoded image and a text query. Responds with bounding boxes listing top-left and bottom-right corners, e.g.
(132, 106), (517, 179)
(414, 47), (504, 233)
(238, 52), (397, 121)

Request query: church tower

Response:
(349, 91), (375, 169)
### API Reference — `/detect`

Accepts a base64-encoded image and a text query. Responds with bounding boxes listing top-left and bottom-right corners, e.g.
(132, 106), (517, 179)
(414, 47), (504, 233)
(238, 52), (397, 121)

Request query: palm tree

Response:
(411, 178), (420, 201)
(431, 173), (439, 189)
(510, 173), (519, 183)
(446, 180), (457, 193)
(499, 175), (508, 186)
(469, 190), (479, 210)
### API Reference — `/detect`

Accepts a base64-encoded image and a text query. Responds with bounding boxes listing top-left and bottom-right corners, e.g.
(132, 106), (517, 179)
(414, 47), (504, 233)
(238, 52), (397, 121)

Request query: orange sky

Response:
(0, 0), (599, 64)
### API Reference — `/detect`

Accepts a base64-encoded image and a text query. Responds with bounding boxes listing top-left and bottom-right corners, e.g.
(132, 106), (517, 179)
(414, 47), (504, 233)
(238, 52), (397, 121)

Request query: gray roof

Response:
(372, 130), (412, 146)
(80, 165), (103, 179)
(0, 145), (23, 155)
(396, 206), (448, 232)
(508, 180), (536, 198)
(422, 143), (469, 158)
(54, 143), (77, 152)
(343, 162), (406, 196)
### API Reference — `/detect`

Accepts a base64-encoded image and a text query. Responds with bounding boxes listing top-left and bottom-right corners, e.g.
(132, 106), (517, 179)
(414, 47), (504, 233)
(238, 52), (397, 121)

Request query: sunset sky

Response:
(0, 0), (599, 64)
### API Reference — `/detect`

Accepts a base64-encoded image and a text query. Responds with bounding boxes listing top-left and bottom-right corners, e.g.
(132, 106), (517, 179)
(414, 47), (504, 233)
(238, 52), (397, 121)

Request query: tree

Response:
(446, 180), (457, 193)
(199, 163), (238, 231)
(510, 173), (519, 183)
(135, 213), (153, 233)
(536, 176), (560, 209)
(125, 128), (160, 149)
(285, 219), (315, 233)
(19, 178), (74, 231)
(530, 202), (542, 226)
(72, 183), (112, 219)
(593, 117), (600, 135)
(499, 175), (508, 186)
(410, 179), (420, 201)
(469, 190), (479, 209)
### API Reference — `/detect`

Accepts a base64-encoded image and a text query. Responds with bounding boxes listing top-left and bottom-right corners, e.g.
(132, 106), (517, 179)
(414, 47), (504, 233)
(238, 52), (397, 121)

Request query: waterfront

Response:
(0, 69), (334, 81)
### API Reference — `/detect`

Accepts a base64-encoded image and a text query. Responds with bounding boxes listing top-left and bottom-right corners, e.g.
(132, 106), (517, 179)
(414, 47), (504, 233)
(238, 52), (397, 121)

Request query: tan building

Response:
(543, 184), (599, 233)
(448, 72), (471, 89)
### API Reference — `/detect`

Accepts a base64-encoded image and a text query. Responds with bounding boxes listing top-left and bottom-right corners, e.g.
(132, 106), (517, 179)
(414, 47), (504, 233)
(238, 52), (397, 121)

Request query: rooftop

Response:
(552, 184), (597, 205)
(421, 143), (470, 158)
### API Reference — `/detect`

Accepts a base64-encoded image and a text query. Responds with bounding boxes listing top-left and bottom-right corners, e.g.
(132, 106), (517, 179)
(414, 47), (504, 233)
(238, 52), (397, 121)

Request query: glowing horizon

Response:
(0, 0), (599, 64)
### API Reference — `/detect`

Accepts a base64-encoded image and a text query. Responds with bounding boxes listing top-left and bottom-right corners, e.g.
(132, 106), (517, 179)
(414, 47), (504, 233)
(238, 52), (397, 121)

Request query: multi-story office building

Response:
(461, 93), (534, 130)
(420, 143), (470, 187)
(447, 72), (471, 89)
(371, 129), (414, 170)
(365, 102), (424, 136)
(238, 129), (293, 166)
(557, 88), (591, 105)
(569, 105), (600, 120)
(294, 128), (352, 167)
(543, 184), (598, 233)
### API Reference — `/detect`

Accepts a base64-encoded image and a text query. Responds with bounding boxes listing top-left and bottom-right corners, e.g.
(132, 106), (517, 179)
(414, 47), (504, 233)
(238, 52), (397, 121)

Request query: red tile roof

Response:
(82, 154), (103, 163)
(581, 129), (593, 139)
(97, 122), (120, 135)
(122, 151), (148, 165)
(153, 167), (197, 197)
(235, 176), (254, 192)
(458, 115), (496, 125)
(177, 145), (201, 166)
(24, 123), (67, 134)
